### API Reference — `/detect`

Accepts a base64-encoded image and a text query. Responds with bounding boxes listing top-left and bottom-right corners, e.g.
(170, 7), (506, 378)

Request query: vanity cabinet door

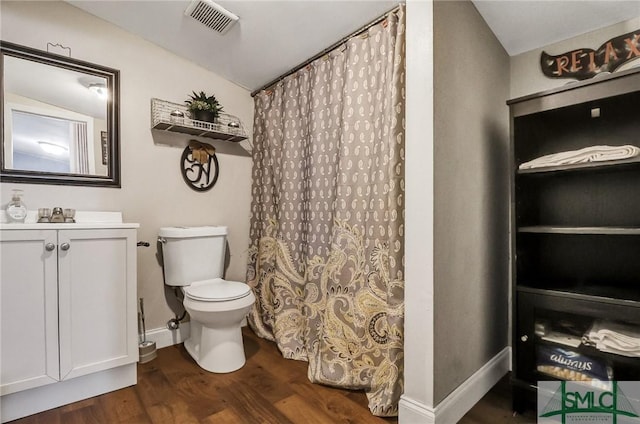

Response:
(0, 230), (59, 395)
(57, 229), (138, 381)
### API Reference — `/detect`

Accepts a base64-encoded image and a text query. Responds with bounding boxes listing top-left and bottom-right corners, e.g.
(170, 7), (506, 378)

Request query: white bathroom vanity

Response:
(0, 212), (139, 422)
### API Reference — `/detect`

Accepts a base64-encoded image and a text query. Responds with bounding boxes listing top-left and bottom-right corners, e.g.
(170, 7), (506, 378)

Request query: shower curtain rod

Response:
(250, 4), (401, 97)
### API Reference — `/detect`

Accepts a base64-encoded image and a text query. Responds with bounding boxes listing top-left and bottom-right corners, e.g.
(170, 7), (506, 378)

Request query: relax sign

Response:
(541, 29), (640, 80)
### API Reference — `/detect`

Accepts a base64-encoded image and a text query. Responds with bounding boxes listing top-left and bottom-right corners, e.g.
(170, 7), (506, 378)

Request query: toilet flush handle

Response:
(158, 237), (166, 244)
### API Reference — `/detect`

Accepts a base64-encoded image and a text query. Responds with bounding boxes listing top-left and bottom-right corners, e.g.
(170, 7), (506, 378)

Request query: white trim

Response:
(1, 364), (135, 423)
(403, 0), (436, 409)
(399, 347), (511, 423)
(433, 347), (510, 424)
(399, 395), (436, 423)
(144, 322), (191, 349)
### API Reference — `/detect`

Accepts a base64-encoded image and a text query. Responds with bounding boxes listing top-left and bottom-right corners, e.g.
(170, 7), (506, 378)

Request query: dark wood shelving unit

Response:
(508, 68), (640, 414)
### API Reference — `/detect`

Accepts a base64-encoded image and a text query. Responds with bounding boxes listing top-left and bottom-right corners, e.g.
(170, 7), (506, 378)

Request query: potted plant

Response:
(185, 91), (224, 123)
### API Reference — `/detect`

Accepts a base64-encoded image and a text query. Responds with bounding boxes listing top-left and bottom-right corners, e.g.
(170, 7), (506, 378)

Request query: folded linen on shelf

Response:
(519, 145), (640, 169)
(585, 320), (640, 358)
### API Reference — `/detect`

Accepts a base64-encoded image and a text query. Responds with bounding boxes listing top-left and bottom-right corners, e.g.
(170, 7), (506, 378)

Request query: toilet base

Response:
(183, 321), (247, 373)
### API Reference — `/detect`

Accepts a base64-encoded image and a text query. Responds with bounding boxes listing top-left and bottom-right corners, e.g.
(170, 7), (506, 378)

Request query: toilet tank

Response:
(159, 226), (227, 286)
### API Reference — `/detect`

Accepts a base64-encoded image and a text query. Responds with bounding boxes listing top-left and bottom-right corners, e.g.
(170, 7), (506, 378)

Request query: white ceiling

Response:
(472, 1), (640, 56)
(68, 0), (398, 92)
(67, 1), (640, 92)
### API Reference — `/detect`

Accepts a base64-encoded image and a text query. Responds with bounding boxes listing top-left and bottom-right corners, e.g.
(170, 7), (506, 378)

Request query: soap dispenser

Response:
(6, 189), (27, 223)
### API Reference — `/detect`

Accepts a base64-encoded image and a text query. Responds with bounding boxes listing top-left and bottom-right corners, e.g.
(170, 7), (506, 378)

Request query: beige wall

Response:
(433, 0), (510, 404)
(0, 1), (254, 331)
(510, 16), (640, 98)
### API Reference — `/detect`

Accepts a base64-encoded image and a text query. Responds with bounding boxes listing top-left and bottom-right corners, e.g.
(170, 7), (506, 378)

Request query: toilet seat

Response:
(184, 278), (251, 302)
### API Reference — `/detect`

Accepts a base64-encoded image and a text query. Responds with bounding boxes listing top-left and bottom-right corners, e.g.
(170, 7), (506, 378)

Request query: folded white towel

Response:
(595, 345), (640, 358)
(519, 145), (640, 170)
(586, 320), (640, 357)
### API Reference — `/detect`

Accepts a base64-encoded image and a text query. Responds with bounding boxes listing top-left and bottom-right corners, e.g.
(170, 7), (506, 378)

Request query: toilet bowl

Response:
(182, 278), (255, 373)
(159, 226), (255, 373)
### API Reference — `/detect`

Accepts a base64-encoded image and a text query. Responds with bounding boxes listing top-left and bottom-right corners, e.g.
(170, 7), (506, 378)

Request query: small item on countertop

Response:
(38, 208), (51, 223)
(50, 207), (64, 223)
(6, 189), (27, 223)
(63, 209), (76, 223)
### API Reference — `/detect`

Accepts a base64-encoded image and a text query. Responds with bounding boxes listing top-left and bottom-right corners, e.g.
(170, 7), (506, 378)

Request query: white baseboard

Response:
(1, 364), (136, 423)
(399, 347), (511, 424)
(145, 322), (191, 349)
(399, 395), (436, 423)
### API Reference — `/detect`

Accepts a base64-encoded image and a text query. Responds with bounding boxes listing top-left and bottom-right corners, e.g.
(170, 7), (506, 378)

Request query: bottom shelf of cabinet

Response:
(514, 289), (640, 406)
(0, 363), (136, 423)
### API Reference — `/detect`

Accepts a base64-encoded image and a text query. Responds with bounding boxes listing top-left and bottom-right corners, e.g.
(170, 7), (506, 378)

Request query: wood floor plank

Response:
(460, 374), (537, 424)
(171, 369), (233, 420)
(98, 386), (149, 423)
(10, 409), (61, 424)
(60, 404), (131, 424)
(220, 380), (296, 424)
(59, 397), (97, 413)
(146, 399), (200, 424)
(201, 408), (247, 424)
(290, 380), (395, 424)
(275, 394), (339, 424)
(229, 361), (295, 404)
(134, 367), (176, 408)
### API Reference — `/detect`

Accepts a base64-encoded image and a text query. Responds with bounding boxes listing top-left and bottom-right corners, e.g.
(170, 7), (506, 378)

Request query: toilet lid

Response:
(184, 279), (252, 302)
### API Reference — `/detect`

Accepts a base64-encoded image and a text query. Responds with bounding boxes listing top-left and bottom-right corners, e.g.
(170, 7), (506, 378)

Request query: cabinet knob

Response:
(45, 243), (56, 252)
(521, 335), (528, 342)
(60, 242), (70, 251)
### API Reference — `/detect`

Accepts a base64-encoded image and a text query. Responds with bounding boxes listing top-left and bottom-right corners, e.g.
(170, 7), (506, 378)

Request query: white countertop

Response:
(0, 223), (139, 230)
(0, 210), (139, 230)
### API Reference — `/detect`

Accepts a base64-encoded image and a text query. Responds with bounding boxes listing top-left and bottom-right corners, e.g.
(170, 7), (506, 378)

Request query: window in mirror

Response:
(1, 41), (120, 187)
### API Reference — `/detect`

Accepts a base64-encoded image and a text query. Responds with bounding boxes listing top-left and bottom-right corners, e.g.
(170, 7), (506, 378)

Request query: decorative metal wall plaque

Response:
(541, 29), (640, 80)
(180, 140), (219, 192)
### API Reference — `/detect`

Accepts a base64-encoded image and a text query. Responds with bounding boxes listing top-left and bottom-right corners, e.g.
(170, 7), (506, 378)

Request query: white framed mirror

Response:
(1, 41), (120, 187)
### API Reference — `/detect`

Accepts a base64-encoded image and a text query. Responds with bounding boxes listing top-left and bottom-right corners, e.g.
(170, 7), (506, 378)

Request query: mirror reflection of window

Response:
(3, 54), (107, 177)
(11, 110), (94, 175)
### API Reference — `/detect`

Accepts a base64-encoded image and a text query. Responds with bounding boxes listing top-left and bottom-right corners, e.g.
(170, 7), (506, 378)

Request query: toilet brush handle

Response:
(139, 298), (147, 343)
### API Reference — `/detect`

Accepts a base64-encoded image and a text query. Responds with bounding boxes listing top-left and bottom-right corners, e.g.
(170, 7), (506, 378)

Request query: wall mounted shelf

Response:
(151, 98), (247, 143)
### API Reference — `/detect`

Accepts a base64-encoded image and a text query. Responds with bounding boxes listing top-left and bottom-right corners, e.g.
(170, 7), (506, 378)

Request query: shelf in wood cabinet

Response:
(518, 226), (640, 235)
(535, 337), (640, 367)
(517, 286), (640, 307)
(517, 156), (640, 175)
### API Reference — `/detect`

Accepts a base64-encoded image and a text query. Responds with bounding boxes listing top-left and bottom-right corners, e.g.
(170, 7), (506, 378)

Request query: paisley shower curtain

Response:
(247, 7), (405, 416)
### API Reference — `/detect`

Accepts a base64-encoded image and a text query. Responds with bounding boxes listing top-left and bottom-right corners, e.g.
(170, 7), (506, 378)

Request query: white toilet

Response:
(158, 226), (255, 373)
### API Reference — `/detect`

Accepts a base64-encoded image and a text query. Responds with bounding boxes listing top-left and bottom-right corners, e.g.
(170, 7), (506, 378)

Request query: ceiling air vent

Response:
(184, 0), (239, 35)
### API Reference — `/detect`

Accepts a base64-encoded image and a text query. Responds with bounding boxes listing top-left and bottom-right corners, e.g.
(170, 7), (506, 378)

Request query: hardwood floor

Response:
(12, 327), (398, 424)
(11, 327), (537, 423)
(460, 375), (537, 424)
